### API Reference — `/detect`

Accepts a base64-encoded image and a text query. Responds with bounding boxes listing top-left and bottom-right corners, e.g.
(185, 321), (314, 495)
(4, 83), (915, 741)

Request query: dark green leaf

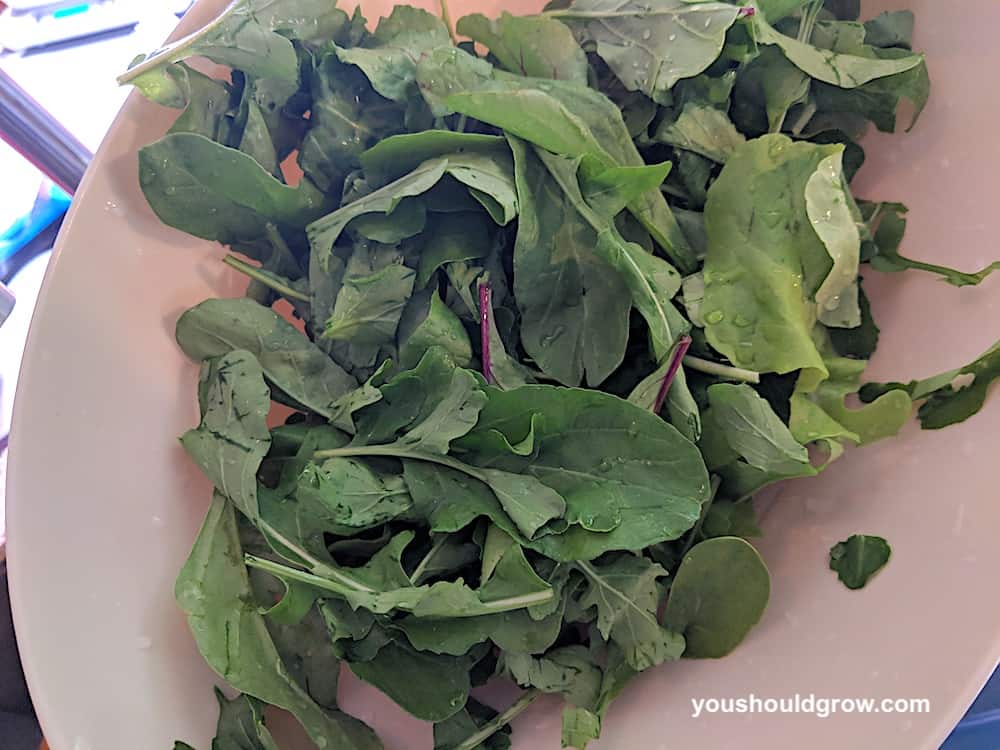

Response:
(176, 298), (357, 418)
(829, 534), (891, 589)
(653, 103), (745, 163)
(663, 536), (770, 658)
(457, 12), (588, 83)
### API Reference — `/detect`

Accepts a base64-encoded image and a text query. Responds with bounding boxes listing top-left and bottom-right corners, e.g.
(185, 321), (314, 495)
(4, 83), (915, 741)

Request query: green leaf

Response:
(415, 212), (494, 288)
(866, 202), (1000, 287)
(460, 385), (709, 560)
(507, 137), (631, 387)
(705, 383), (810, 475)
(399, 293), (474, 370)
(361, 131), (509, 184)
(546, 0), (741, 104)
(829, 534), (891, 589)
(576, 555), (685, 671)
(433, 698), (513, 750)
(293, 456), (413, 535)
(415, 47), (695, 271)
(504, 645), (601, 708)
(860, 340), (1000, 430)
(732, 45), (810, 134)
(336, 6), (451, 102)
(653, 103), (746, 163)
(864, 10), (913, 50)
(561, 706), (601, 750)
(180, 351), (271, 520)
(309, 159), (449, 271)
(176, 494), (381, 749)
(299, 54), (399, 195)
(701, 500), (761, 539)
(663, 537), (770, 658)
(139, 133), (331, 244)
(164, 64), (233, 141)
(805, 151), (861, 328)
(196, 689), (279, 750)
(702, 134), (846, 387)
(754, 12), (924, 88)
(176, 298), (357, 418)
(828, 281), (879, 359)
(457, 12), (588, 83)
(349, 638), (472, 721)
(323, 245), (416, 345)
(119, 0), (303, 89)
(328, 361), (394, 434)
(791, 353), (912, 447)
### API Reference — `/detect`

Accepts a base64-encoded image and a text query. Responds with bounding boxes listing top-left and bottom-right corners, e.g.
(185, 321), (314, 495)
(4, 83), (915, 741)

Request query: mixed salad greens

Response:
(120, 0), (999, 748)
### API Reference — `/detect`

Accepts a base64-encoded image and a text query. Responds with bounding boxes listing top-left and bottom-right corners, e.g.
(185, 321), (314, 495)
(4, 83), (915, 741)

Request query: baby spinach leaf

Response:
(864, 10), (914, 50)
(861, 340), (1000, 430)
(753, 12), (924, 88)
(415, 212), (493, 287)
(361, 131), (509, 184)
(176, 494), (382, 749)
(829, 534), (891, 589)
(732, 45), (810, 134)
(164, 64), (233, 141)
(701, 500), (761, 540)
(653, 102), (746, 163)
(119, 0), (300, 89)
(336, 6), (451, 102)
(562, 706), (601, 750)
(459, 385), (709, 560)
(176, 297), (357, 418)
(829, 282), (878, 359)
(546, 0), (741, 104)
(576, 555), (685, 671)
(180, 351), (271, 521)
(139, 133), (331, 244)
(348, 638), (472, 721)
(457, 12), (588, 84)
(507, 137), (631, 387)
(663, 536), (770, 658)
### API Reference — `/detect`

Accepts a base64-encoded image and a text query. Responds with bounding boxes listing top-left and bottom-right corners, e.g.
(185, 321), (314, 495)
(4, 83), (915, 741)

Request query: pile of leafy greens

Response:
(121, 0), (998, 748)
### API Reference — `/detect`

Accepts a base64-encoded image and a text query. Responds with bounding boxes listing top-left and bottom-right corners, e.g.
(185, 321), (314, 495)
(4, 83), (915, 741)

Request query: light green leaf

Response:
(458, 12), (587, 83)
(653, 103), (746, 163)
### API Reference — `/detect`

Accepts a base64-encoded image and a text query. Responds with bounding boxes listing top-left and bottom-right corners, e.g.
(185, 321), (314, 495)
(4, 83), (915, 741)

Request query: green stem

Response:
(256, 520), (376, 594)
(455, 114), (468, 133)
(788, 99), (818, 137)
(313, 445), (490, 484)
(410, 534), (449, 585)
(682, 355), (761, 384)
(245, 553), (553, 615)
(455, 690), (541, 750)
(223, 255), (310, 302)
(440, 0), (457, 44)
(797, 0), (823, 43)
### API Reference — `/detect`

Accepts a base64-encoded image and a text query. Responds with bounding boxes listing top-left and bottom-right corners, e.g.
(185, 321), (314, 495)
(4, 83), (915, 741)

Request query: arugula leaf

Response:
(663, 537), (770, 658)
(399, 292), (474, 369)
(139, 133), (331, 244)
(829, 534), (891, 589)
(860, 340), (1000, 430)
(176, 298), (357, 417)
(561, 705), (601, 750)
(180, 351), (271, 521)
(732, 45), (810, 134)
(546, 0), (741, 104)
(433, 698), (513, 750)
(181, 690), (278, 750)
(176, 493), (382, 749)
(457, 12), (588, 84)
(865, 202), (1000, 286)
(504, 645), (601, 708)
(576, 555), (685, 671)
(753, 12), (924, 88)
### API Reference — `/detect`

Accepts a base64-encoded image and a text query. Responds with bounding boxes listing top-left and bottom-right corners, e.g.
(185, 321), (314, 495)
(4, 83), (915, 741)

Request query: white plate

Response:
(8, 1), (1000, 748)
